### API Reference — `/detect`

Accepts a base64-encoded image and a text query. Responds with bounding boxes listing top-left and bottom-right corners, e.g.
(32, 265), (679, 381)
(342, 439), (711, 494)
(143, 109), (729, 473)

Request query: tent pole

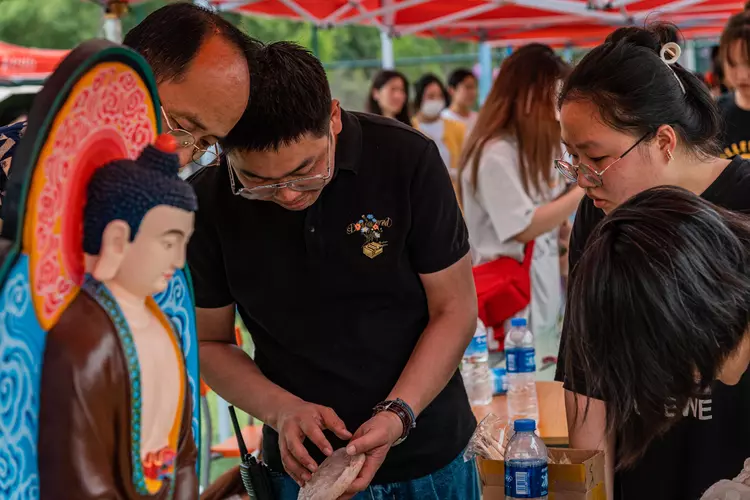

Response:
(684, 39), (697, 71)
(563, 45), (573, 63)
(478, 36), (493, 105)
(311, 24), (320, 58)
(381, 30), (395, 69)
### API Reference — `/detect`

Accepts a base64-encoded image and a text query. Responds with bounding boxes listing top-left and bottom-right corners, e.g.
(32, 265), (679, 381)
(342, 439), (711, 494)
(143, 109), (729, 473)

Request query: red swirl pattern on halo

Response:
(32, 66), (156, 323)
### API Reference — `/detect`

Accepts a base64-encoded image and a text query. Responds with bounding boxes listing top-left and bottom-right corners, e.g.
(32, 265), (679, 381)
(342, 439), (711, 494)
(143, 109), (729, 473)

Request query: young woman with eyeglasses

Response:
(556, 24), (750, 500)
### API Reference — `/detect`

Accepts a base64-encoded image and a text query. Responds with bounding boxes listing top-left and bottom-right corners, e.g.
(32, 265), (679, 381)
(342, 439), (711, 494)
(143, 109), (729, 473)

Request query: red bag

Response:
(472, 242), (534, 344)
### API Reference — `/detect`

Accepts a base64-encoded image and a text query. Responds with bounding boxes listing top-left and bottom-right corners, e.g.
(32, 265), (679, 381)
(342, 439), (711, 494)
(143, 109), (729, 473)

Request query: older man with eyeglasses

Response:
(0, 3), (255, 221)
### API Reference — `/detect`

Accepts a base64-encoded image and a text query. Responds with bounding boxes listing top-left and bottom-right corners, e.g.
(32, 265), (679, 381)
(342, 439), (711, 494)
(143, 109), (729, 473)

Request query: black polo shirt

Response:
(187, 110), (476, 484)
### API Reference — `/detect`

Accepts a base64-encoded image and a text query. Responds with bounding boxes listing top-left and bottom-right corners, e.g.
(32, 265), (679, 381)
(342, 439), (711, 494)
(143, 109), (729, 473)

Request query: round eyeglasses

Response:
(160, 107), (220, 166)
(555, 133), (649, 188)
(228, 134), (333, 201)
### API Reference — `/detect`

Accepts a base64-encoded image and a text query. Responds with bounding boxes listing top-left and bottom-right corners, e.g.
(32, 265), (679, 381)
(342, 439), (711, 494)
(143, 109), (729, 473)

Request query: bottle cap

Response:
(510, 318), (527, 328)
(513, 419), (536, 432)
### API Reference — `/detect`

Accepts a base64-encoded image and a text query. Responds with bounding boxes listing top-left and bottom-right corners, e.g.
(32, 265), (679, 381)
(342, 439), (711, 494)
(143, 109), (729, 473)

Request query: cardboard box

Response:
(477, 449), (605, 500)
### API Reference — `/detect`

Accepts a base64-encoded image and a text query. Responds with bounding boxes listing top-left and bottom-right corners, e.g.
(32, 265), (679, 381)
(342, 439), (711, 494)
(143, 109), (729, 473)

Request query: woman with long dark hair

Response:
(459, 43), (582, 340)
(566, 186), (750, 499)
(366, 70), (411, 126)
(555, 24), (750, 499)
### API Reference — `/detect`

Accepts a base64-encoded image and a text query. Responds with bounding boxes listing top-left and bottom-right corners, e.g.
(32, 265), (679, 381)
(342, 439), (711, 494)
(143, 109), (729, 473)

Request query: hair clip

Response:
(660, 42), (686, 94)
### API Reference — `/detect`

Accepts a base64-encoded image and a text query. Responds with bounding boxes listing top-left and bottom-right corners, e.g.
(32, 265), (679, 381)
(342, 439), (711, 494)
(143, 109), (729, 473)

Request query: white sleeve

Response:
(475, 142), (536, 243)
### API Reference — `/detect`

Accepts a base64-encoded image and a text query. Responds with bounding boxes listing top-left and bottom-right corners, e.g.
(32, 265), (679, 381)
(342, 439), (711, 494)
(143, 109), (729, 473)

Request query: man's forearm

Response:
(387, 309), (476, 416)
(200, 341), (299, 427)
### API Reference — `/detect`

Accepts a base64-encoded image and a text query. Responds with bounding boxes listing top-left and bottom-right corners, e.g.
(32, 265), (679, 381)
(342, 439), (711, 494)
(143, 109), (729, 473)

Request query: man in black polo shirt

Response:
(188, 42), (479, 499)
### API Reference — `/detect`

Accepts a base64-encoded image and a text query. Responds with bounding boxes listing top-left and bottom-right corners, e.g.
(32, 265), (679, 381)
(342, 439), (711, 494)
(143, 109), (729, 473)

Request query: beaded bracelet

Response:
(373, 398), (417, 446)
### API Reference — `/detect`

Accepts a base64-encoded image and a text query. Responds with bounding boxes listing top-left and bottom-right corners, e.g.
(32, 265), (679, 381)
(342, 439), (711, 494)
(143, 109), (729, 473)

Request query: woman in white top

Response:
(459, 44), (583, 340)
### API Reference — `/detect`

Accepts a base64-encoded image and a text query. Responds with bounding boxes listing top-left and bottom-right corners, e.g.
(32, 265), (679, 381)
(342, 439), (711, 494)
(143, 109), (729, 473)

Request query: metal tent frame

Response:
(209, 0), (739, 100)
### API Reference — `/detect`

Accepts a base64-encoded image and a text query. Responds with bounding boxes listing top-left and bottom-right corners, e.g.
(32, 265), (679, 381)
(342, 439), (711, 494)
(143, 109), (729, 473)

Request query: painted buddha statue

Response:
(36, 134), (199, 499)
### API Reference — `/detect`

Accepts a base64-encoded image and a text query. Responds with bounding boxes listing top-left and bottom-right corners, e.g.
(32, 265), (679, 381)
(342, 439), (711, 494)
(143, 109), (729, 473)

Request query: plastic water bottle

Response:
(505, 318), (539, 423)
(461, 319), (493, 406)
(492, 367), (507, 395)
(505, 419), (549, 500)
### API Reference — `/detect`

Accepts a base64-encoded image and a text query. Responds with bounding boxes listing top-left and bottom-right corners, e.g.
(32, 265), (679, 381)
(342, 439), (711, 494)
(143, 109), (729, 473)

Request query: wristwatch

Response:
(373, 398), (416, 447)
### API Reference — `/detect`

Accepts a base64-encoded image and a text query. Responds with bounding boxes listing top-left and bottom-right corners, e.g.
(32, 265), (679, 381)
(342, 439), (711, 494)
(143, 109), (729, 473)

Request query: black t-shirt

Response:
(187, 110), (476, 484)
(555, 157), (750, 499)
(718, 93), (750, 159)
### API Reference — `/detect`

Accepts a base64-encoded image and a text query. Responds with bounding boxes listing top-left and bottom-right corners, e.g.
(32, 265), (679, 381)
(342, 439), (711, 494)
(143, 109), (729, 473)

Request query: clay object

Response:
(298, 448), (366, 500)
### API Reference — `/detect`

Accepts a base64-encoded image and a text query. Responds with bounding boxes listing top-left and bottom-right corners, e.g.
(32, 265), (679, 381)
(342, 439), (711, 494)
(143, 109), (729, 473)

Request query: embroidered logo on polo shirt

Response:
(346, 213), (392, 259)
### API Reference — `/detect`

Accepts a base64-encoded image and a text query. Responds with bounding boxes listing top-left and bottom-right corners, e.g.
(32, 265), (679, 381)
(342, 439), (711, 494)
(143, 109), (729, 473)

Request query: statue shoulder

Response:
(46, 291), (125, 375)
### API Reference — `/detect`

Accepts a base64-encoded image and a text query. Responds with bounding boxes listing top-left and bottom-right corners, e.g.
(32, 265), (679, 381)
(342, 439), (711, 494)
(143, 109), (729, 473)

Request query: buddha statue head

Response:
(83, 134), (198, 299)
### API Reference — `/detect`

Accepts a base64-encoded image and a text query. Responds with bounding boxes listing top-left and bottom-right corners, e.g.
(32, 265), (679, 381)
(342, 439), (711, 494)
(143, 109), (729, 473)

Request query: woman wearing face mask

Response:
(412, 74), (465, 181)
(555, 24), (750, 500)
(367, 70), (411, 126)
(459, 43), (582, 345)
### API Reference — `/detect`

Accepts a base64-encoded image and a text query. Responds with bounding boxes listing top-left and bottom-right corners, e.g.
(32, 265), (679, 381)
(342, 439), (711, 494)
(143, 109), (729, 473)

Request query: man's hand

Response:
(270, 399), (352, 487)
(339, 411), (404, 499)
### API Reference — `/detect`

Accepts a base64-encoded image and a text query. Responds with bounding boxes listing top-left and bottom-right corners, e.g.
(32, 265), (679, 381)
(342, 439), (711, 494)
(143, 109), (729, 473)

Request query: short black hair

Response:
(446, 68), (476, 89)
(566, 186), (750, 468)
(222, 42), (332, 153)
(123, 2), (257, 83)
(414, 73), (449, 111)
(561, 24), (720, 159)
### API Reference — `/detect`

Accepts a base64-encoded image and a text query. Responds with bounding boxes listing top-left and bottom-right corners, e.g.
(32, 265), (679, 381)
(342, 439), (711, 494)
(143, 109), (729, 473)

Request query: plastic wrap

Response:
(464, 413), (570, 464)
(701, 459), (750, 500)
(463, 414), (512, 461)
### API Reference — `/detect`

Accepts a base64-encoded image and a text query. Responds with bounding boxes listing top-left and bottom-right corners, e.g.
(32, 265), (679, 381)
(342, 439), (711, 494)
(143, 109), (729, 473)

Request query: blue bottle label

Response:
(505, 461), (548, 498)
(492, 368), (507, 394)
(506, 347), (536, 373)
(466, 332), (487, 357)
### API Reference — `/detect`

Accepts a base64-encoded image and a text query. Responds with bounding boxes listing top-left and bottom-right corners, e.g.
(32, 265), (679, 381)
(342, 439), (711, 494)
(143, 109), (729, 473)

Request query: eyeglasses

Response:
(228, 134), (333, 201)
(160, 107), (220, 167)
(555, 133), (649, 188)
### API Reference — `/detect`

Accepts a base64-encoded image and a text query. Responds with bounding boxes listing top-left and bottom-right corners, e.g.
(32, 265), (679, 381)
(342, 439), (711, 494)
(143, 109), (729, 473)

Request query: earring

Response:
(666, 149), (674, 162)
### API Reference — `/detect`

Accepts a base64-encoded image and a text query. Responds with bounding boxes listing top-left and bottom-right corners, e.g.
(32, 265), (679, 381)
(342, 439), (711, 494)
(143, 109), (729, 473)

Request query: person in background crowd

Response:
(706, 45), (729, 98)
(719, 8), (750, 159)
(442, 68), (479, 134)
(556, 24), (750, 500)
(459, 43), (582, 344)
(0, 3), (255, 215)
(412, 73), (465, 182)
(366, 70), (411, 126)
(189, 42), (479, 500)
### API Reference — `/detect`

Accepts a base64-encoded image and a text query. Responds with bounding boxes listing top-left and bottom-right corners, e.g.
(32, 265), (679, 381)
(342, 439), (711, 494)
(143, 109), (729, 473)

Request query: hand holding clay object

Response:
(297, 448), (366, 500)
(271, 399), (351, 484)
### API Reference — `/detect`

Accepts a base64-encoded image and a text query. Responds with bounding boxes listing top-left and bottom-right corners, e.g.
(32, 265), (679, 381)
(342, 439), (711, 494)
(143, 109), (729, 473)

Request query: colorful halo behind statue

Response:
(0, 39), (201, 496)
(5, 41), (158, 330)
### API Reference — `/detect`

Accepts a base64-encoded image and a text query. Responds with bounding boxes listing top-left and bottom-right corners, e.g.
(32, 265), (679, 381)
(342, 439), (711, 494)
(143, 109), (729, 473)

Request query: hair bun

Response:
(605, 23), (681, 56)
